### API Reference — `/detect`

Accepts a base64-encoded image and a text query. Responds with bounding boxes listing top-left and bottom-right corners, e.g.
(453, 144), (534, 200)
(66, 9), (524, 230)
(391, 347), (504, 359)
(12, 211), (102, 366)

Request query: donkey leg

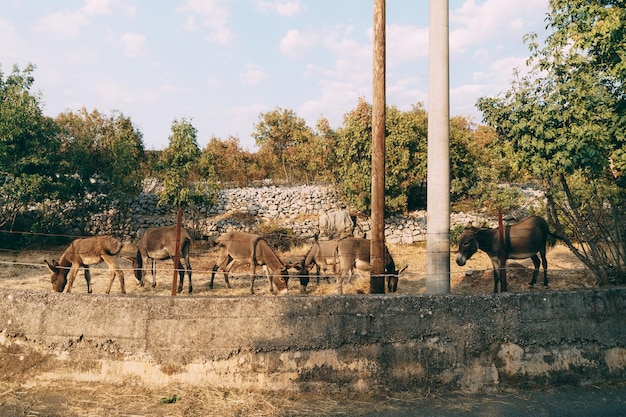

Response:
(150, 259), (157, 288)
(249, 264), (257, 295)
(66, 265), (80, 293)
(529, 255), (540, 287)
(105, 270), (114, 294)
(118, 269), (126, 294)
(336, 270), (346, 294)
(184, 256), (193, 293)
(176, 260), (184, 293)
(492, 268), (499, 293)
(84, 266), (92, 294)
(263, 265), (275, 294)
(210, 265), (218, 289)
(540, 250), (549, 287)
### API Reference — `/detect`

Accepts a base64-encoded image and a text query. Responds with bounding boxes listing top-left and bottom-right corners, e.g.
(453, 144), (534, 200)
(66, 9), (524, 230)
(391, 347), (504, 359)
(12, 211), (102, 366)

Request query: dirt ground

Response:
(0, 241), (596, 297)
(0, 242), (601, 416)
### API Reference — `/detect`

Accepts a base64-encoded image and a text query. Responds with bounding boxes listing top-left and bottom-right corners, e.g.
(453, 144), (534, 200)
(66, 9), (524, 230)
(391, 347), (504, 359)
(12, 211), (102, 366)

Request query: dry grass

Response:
(0, 380), (428, 417)
(0, 240), (595, 296)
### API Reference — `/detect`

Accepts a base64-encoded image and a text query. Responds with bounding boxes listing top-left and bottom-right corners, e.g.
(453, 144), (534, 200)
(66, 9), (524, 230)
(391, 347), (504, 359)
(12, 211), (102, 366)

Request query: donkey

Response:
(130, 225), (193, 293)
(455, 215), (550, 293)
(210, 231), (289, 295)
(335, 237), (404, 294)
(299, 239), (340, 288)
(45, 235), (125, 294)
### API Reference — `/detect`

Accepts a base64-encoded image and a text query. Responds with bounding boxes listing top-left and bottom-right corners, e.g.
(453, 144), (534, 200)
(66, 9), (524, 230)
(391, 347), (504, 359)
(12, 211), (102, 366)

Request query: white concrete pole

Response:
(426, 0), (450, 294)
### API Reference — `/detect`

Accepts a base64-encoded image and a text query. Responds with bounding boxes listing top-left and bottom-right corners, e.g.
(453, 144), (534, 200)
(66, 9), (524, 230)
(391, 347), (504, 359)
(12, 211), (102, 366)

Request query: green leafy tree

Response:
(199, 135), (258, 187)
(252, 107), (315, 183)
(0, 64), (61, 236)
(477, 0), (626, 285)
(55, 107), (145, 202)
(331, 98), (428, 214)
(159, 118), (217, 209)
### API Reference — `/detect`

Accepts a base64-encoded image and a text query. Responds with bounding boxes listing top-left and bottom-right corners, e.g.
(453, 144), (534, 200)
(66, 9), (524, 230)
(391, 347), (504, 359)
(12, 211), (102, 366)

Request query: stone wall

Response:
(1, 288), (624, 393)
(85, 184), (502, 244)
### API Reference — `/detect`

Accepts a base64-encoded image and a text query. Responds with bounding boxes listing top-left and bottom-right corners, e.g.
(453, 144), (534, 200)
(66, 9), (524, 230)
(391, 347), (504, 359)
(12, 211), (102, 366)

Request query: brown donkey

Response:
(45, 235), (126, 294)
(210, 231), (289, 295)
(130, 225), (193, 293)
(455, 215), (550, 292)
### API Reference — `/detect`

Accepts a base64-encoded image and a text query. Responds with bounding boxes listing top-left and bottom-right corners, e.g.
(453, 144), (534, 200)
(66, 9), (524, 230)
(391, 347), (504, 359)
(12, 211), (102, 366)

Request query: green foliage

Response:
(449, 223), (466, 246)
(55, 108), (145, 203)
(0, 64), (62, 240)
(331, 99), (497, 215)
(158, 118), (217, 209)
(252, 107), (316, 183)
(198, 135), (261, 186)
(478, 1), (626, 285)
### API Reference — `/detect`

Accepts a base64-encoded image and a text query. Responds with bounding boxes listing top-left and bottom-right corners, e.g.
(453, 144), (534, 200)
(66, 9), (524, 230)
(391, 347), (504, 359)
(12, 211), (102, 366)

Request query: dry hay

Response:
(0, 380), (416, 417)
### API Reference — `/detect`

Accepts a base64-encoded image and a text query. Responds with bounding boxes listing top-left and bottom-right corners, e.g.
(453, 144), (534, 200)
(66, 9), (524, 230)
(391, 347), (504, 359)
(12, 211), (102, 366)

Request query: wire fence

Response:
(0, 228), (598, 284)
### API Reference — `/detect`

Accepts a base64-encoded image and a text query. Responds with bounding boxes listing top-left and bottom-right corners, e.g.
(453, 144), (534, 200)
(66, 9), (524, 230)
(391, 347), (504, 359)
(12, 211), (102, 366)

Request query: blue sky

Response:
(1, 0), (550, 151)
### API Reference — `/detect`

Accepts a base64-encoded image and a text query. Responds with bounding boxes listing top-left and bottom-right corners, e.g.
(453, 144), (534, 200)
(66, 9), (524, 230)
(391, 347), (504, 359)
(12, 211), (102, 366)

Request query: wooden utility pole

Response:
(370, 0), (386, 294)
(425, 0), (451, 294)
(498, 207), (508, 292)
(171, 207), (183, 296)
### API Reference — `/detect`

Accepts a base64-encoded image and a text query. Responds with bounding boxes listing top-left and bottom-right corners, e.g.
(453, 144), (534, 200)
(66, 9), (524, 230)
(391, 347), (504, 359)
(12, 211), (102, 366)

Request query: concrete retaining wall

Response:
(1, 288), (625, 393)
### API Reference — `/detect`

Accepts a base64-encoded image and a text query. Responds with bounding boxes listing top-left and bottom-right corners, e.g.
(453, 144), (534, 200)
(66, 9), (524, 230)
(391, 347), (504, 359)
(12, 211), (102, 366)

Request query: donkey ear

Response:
(44, 259), (59, 273)
(464, 221), (473, 229)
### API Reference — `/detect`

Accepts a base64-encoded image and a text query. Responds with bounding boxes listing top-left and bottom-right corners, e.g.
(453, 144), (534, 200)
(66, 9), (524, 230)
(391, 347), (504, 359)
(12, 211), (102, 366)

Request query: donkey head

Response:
(45, 259), (68, 292)
(126, 253), (144, 285)
(273, 267), (290, 295)
(455, 223), (479, 266)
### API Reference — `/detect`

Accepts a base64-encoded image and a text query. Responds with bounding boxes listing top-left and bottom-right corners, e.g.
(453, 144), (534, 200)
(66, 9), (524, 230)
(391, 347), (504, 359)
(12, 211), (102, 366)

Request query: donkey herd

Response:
(44, 215), (553, 295)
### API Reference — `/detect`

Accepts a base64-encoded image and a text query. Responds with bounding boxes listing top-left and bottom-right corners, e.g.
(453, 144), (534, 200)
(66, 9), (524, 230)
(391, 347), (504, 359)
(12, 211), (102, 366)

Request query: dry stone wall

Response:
(85, 184), (501, 243)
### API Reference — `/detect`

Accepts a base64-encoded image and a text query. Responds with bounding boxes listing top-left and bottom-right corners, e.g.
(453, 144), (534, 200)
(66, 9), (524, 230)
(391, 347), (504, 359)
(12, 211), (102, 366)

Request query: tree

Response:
(199, 135), (258, 187)
(331, 98), (428, 214)
(0, 64), (61, 236)
(158, 118), (217, 210)
(55, 108), (145, 202)
(477, 1), (626, 285)
(252, 107), (315, 183)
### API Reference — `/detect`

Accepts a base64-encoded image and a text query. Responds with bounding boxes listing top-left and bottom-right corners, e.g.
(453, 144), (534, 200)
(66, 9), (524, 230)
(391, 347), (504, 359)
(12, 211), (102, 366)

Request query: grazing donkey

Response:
(303, 239), (340, 282)
(45, 235), (125, 294)
(455, 215), (550, 292)
(335, 237), (404, 294)
(130, 225), (193, 293)
(210, 231), (289, 295)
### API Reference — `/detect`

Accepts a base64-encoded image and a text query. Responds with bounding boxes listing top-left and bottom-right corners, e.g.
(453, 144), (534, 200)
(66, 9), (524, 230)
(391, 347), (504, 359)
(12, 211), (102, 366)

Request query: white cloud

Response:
(81, 0), (114, 16)
(240, 63), (268, 85)
(388, 75), (426, 106)
(387, 24), (429, 65)
(177, 0), (235, 45)
(82, 0), (137, 17)
(0, 19), (20, 61)
(36, 11), (90, 38)
(279, 29), (317, 58)
(450, 0), (549, 55)
(120, 32), (148, 57)
(253, 0), (303, 17)
(95, 79), (160, 106)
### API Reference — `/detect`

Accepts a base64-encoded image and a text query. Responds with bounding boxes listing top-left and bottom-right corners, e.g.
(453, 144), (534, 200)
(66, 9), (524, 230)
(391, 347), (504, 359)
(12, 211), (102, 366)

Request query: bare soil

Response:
(0, 242), (599, 416)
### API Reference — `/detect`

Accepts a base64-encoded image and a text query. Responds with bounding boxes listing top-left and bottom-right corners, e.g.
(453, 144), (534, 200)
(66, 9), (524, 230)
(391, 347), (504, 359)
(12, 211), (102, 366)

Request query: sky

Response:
(1, 0), (550, 151)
